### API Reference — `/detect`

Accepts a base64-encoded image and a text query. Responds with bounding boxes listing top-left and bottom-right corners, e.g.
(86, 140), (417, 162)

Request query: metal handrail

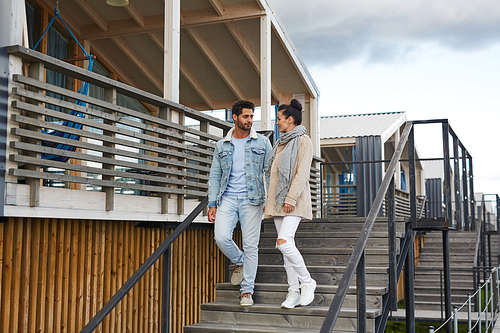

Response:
(319, 121), (414, 332)
(81, 197), (208, 333)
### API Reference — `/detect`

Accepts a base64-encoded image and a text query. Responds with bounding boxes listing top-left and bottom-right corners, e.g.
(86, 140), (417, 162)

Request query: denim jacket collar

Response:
(222, 127), (259, 142)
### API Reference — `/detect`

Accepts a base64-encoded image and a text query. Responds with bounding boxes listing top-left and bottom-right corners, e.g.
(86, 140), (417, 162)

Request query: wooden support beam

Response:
(103, 88), (116, 211)
(225, 22), (281, 103)
(79, 3), (264, 40)
(124, 2), (145, 27)
(181, 3), (264, 28)
(73, 0), (108, 32)
(111, 36), (163, 92)
(90, 43), (159, 95)
(208, 0), (224, 16)
(180, 63), (215, 110)
(148, 32), (215, 109)
(186, 27), (245, 100)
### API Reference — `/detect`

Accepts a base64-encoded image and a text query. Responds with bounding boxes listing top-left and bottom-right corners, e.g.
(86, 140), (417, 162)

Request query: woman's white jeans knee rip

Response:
(273, 215), (312, 291)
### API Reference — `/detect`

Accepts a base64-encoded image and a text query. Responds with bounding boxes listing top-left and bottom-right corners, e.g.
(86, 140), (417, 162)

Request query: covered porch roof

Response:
(32, 0), (318, 111)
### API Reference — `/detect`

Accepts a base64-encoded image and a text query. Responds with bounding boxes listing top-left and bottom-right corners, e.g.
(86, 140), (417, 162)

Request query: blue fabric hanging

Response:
(33, 5), (94, 162)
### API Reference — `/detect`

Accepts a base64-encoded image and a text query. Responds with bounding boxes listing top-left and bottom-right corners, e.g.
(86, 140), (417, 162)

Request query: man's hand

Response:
(283, 203), (295, 213)
(208, 207), (217, 223)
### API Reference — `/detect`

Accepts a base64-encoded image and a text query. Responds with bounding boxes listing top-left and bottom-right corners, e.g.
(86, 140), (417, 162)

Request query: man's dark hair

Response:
(231, 100), (255, 117)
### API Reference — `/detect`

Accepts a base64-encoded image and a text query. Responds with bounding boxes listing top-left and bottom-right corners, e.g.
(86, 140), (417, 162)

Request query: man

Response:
(208, 100), (272, 306)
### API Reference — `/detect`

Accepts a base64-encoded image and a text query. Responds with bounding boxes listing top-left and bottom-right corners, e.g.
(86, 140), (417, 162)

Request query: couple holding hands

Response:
(208, 99), (316, 308)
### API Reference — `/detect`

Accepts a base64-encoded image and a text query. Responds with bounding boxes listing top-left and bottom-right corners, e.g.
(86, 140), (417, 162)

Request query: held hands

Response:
(283, 203), (295, 213)
(208, 207), (217, 223)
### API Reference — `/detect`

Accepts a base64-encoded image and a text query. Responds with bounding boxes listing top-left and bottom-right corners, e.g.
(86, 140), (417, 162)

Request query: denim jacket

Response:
(208, 127), (272, 208)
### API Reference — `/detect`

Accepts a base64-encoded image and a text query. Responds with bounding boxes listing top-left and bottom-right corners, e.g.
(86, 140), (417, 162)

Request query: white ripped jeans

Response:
(274, 215), (312, 292)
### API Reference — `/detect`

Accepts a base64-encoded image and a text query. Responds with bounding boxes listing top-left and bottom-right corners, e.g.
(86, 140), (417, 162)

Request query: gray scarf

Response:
(266, 125), (307, 210)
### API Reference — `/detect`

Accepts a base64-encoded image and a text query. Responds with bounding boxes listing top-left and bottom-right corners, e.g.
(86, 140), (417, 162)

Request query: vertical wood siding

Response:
(0, 217), (232, 333)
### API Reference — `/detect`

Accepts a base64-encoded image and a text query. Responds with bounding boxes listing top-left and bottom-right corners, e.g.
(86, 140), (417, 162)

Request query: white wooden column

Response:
(309, 96), (320, 156)
(395, 128), (401, 189)
(260, 14), (271, 130)
(164, 0), (180, 103)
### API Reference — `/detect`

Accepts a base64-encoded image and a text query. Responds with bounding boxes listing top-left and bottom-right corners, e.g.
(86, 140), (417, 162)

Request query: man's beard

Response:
(236, 119), (252, 130)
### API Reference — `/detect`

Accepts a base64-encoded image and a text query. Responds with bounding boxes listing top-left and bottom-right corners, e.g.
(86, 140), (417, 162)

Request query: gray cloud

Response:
(269, 0), (500, 66)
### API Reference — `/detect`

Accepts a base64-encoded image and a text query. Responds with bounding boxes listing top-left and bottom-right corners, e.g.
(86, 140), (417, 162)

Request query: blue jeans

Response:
(214, 195), (262, 294)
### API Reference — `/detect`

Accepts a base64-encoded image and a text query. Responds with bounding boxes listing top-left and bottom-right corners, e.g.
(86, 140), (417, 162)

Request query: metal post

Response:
(440, 270), (444, 321)
(442, 122), (453, 225)
(485, 278), (488, 331)
(478, 283), (482, 333)
(482, 198), (487, 282)
(357, 250), (366, 333)
(490, 273), (494, 330)
(388, 176), (398, 310)
(468, 156), (475, 231)
(406, 125), (416, 333)
(453, 306), (458, 333)
(320, 163), (324, 218)
(443, 230), (452, 333)
(161, 243), (171, 333)
(453, 136), (462, 230)
(461, 147), (469, 230)
(468, 293), (472, 332)
(405, 224), (415, 333)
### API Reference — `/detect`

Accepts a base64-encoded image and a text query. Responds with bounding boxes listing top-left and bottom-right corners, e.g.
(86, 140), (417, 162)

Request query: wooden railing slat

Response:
(10, 141), (209, 181)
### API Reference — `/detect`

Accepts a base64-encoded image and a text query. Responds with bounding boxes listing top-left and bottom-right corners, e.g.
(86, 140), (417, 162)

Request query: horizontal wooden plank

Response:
(12, 127), (211, 174)
(12, 100), (214, 157)
(8, 45), (232, 130)
(10, 154), (208, 190)
(10, 141), (209, 181)
(9, 169), (205, 197)
(13, 114), (212, 165)
(13, 86), (219, 149)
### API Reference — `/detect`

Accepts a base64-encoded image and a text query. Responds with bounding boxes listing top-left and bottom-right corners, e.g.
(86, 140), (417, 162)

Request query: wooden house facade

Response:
(0, 0), (321, 332)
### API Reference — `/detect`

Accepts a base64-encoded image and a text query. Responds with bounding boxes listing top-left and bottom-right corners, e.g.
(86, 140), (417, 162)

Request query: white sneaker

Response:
(240, 292), (254, 306)
(231, 265), (243, 286)
(300, 279), (316, 306)
(281, 291), (301, 309)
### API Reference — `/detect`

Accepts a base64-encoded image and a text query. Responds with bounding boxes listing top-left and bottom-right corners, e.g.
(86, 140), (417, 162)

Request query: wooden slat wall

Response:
(0, 217), (231, 333)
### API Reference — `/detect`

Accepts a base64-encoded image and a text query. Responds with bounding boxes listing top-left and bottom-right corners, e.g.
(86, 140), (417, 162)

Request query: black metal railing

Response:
(473, 194), (500, 289)
(320, 119), (477, 333)
(319, 121), (414, 332)
(80, 197), (208, 333)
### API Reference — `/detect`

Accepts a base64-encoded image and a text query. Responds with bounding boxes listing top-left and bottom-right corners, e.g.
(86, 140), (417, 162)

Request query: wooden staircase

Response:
(184, 217), (407, 333)
(414, 230), (480, 311)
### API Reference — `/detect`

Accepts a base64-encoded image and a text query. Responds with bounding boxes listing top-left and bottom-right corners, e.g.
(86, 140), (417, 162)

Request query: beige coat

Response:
(264, 135), (313, 220)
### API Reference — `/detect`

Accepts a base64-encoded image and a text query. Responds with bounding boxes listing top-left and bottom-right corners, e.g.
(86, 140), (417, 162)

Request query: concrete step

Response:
(256, 265), (389, 287)
(414, 293), (475, 303)
(262, 220), (406, 234)
(414, 301), (471, 311)
(414, 280), (473, 289)
(215, 283), (386, 309)
(184, 322), (321, 333)
(260, 231), (405, 239)
(197, 302), (381, 332)
(259, 236), (399, 249)
(259, 247), (394, 266)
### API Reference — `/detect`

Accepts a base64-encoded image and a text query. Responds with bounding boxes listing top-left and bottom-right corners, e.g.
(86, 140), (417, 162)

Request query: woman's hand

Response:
(283, 203), (295, 213)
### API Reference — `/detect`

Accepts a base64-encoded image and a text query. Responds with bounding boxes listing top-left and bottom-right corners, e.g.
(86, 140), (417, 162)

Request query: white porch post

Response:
(260, 14), (271, 130)
(164, 0), (180, 103)
(395, 128), (401, 189)
(309, 97), (320, 156)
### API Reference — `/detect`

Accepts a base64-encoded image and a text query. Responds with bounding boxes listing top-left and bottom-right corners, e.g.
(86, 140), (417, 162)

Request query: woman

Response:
(264, 99), (316, 309)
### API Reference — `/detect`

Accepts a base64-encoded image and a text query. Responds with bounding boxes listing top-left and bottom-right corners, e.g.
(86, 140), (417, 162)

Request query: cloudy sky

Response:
(269, 0), (500, 197)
